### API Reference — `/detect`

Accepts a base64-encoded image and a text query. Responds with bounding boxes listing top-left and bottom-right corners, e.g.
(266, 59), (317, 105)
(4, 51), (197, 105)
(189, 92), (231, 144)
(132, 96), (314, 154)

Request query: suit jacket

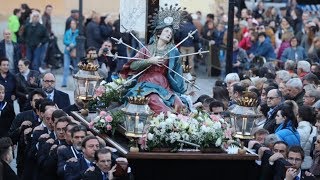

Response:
(0, 40), (21, 73)
(53, 89), (71, 109)
(1, 160), (19, 180)
(8, 110), (39, 176)
(15, 70), (41, 103)
(0, 72), (16, 103)
(83, 165), (131, 180)
(0, 101), (15, 137)
(57, 145), (82, 178)
(300, 170), (316, 180)
(263, 103), (283, 134)
(65, 157), (91, 180)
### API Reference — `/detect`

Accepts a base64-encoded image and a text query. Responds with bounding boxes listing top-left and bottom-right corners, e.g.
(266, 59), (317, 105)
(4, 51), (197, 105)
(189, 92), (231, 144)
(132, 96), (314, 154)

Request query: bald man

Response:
(0, 29), (22, 73)
(42, 72), (70, 109)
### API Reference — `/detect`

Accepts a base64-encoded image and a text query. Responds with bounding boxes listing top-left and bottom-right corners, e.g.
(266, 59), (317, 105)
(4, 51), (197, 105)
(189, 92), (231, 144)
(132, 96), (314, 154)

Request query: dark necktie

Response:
(103, 172), (108, 180)
(49, 131), (55, 139)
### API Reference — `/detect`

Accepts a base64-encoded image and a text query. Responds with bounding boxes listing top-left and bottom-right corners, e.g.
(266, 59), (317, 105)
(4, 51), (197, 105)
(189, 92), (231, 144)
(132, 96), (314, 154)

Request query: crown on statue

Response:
(128, 96), (149, 105)
(235, 91), (259, 107)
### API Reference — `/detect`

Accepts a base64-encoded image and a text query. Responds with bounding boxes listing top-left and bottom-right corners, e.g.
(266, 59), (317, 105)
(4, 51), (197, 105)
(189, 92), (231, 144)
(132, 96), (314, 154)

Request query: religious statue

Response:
(120, 5), (188, 114)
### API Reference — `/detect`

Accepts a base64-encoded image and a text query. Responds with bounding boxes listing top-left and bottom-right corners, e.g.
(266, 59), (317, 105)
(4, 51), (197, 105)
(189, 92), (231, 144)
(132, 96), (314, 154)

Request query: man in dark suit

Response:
(8, 89), (46, 177)
(83, 148), (131, 180)
(42, 72), (70, 109)
(0, 29), (22, 74)
(57, 124), (87, 178)
(65, 136), (100, 180)
(263, 89), (283, 134)
(15, 58), (41, 111)
(0, 137), (18, 180)
(285, 146), (316, 180)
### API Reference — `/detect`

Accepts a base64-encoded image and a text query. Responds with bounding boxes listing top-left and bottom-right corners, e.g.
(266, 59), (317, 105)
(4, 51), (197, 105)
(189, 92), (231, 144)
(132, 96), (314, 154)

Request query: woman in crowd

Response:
(296, 105), (318, 170)
(281, 37), (307, 62)
(61, 19), (79, 87)
(310, 135), (320, 178)
(274, 101), (300, 147)
(277, 31), (294, 60)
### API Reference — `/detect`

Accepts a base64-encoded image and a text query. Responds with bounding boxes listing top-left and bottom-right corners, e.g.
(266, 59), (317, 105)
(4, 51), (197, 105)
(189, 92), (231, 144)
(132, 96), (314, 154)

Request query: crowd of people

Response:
(1, 1), (320, 180)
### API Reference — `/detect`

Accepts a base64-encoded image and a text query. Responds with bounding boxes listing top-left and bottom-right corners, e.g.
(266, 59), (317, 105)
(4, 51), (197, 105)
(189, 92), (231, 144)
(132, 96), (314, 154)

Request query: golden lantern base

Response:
(234, 132), (254, 140)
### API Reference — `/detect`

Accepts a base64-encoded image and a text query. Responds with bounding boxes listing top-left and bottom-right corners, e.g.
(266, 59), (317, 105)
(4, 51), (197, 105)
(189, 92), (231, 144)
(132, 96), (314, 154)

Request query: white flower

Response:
(99, 119), (105, 123)
(212, 122), (221, 129)
(100, 80), (107, 86)
(215, 137), (222, 147)
(147, 133), (154, 140)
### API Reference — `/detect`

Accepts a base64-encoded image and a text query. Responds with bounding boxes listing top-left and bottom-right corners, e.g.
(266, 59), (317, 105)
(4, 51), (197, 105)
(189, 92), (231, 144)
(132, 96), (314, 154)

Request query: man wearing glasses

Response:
(42, 72), (70, 109)
(264, 89), (283, 133)
(285, 146), (315, 180)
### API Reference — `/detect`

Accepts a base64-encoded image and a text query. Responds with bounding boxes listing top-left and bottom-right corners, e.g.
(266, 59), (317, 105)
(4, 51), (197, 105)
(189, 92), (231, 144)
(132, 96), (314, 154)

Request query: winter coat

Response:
(275, 120), (300, 147)
(297, 121), (318, 170)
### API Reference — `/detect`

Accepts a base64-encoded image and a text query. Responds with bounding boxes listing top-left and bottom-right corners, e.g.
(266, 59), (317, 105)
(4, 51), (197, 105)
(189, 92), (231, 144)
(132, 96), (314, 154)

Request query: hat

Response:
(252, 18), (259, 26)
(71, 9), (79, 13)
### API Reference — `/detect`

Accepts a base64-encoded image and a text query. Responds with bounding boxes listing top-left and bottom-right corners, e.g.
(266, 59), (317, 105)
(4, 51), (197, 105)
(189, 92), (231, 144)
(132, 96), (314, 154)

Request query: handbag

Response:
(70, 48), (76, 58)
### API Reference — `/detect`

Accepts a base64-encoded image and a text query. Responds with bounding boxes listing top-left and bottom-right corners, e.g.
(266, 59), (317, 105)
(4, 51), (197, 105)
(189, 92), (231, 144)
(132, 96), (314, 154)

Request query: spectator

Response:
(23, 10), (49, 71)
(100, 14), (114, 41)
(42, 5), (53, 35)
(249, 32), (276, 61)
(0, 29), (22, 73)
(286, 78), (305, 106)
(303, 89), (320, 107)
(97, 40), (117, 82)
(62, 20), (79, 87)
(225, 73), (240, 88)
(209, 100), (224, 116)
(275, 70), (291, 84)
(281, 37), (307, 62)
(0, 57), (16, 104)
(42, 73), (70, 109)
(86, 13), (103, 50)
(275, 102), (300, 147)
(302, 22), (319, 54)
(65, 9), (79, 32)
(311, 63), (320, 79)
(15, 58), (41, 112)
(8, 8), (21, 43)
(277, 31), (294, 60)
(263, 89), (283, 133)
(297, 60), (311, 79)
(232, 39), (248, 73)
(253, 128), (269, 144)
(285, 146), (315, 180)
(178, 13), (199, 75)
(212, 86), (229, 109)
(308, 36), (320, 63)
(310, 135), (320, 178)
(297, 105), (317, 170)
(0, 137), (18, 180)
(0, 84), (15, 137)
(303, 73), (319, 86)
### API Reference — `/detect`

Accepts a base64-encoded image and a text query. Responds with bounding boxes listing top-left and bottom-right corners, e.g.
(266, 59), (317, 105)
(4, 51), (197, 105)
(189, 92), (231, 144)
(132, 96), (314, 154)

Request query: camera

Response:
(102, 48), (109, 54)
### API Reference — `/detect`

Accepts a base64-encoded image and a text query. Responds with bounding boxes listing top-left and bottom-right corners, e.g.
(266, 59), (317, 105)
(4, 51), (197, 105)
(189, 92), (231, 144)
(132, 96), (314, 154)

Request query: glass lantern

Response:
(229, 91), (262, 139)
(73, 55), (102, 116)
(122, 96), (153, 138)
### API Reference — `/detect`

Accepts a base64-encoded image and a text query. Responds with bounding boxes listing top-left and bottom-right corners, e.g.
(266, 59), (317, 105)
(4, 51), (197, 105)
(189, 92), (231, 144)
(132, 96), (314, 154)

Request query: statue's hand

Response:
(148, 56), (164, 66)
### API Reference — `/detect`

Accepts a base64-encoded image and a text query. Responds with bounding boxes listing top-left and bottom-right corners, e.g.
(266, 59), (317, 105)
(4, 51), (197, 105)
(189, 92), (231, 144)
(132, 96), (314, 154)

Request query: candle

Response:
(135, 114), (139, 131)
(242, 117), (247, 135)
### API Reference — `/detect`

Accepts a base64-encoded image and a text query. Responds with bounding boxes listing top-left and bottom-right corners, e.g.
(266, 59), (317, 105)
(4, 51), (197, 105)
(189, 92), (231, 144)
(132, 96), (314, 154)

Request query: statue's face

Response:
(158, 27), (173, 43)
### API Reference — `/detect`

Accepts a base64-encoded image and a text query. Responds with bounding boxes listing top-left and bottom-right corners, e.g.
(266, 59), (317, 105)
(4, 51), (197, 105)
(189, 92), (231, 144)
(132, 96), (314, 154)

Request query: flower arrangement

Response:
(89, 110), (125, 136)
(142, 111), (233, 151)
(89, 78), (126, 110)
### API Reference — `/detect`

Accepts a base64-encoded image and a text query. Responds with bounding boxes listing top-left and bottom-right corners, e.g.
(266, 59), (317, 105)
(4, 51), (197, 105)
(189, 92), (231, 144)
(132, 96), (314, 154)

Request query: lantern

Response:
(229, 91), (262, 139)
(73, 52), (102, 116)
(122, 95), (153, 138)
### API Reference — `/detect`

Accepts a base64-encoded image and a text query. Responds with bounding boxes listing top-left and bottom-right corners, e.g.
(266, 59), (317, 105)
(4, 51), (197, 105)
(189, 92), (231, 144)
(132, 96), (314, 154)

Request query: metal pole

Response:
(225, 0), (235, 75)
(76, 0), (86, 60)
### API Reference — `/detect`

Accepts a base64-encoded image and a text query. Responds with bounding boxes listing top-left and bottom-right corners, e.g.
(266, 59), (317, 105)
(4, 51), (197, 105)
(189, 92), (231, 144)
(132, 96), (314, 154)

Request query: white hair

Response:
(276, 70), (291, 83)
(225, 73), (240, 83)
(29, 11), (43, 24)
(297, 60), (311, 73)
(286, 78), (303, 90)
